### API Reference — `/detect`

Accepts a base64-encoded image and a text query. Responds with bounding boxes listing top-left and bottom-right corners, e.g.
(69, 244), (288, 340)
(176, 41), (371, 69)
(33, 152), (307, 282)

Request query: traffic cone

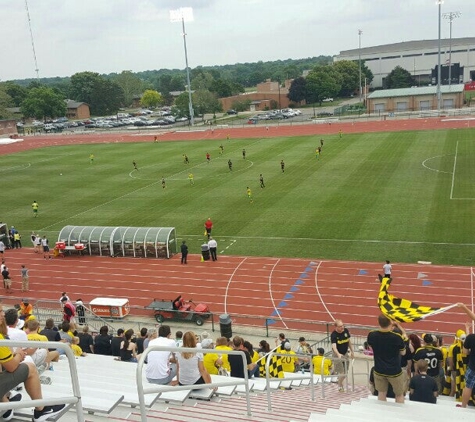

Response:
(200, 256), (204, 262)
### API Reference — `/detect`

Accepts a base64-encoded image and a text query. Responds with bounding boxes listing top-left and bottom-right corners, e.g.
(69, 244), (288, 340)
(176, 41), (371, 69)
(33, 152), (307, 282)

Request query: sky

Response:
(1, 0), (474, 81)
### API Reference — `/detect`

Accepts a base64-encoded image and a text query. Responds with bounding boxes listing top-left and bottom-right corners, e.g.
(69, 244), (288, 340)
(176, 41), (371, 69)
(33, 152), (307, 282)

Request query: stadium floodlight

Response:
(436, 1), (443, 113)
(170, 7), (195, 126)
(358, 29), (363, 103)
(443, 11), (461, 87)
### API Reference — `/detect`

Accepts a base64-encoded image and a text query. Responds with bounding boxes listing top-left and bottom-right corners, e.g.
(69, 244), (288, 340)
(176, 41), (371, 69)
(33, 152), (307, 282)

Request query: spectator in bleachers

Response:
(409, 360), (438, 404)
(39, 318), (60, 344)
(228, 336), (256, 378)
(331, 319), (355, 392)
(71, 336), (87, 357)
(445, 329), (467, 398)
(135, 327), (147, 355)
(144, 328), (157, 350)
(243, 340), (260, 377)
(0, 304), (66, 422)
(413, 334), (443, 392)
(75, 299), (86, 325)
(275, 333), (288, 349)
(94, 325), (112, 356)
(202, 338), (222, 375)
(312, 347), (332, 376)
(111, 328), (125, 357)
(25, 319), (60, 368)
(367, 315), (407, 403)
(175, 331), (183, 347)
(280, 342), (298, 373)
(257, 340), (270, 356)
(176, 331), (212, 387)
(458, 329), (475, 408)
(5, 309), (27, 342)
(19, 299), (33, 320)
(146, 325), (177, 385)
(120, 329), (139, 362)
(215, 337), (232, 373)
(296, 337), (313, 370)
(78, 325), (94, 354)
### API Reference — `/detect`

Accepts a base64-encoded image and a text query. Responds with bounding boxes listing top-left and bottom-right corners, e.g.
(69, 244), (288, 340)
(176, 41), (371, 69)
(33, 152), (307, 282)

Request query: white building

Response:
(334, 37), (475, 88)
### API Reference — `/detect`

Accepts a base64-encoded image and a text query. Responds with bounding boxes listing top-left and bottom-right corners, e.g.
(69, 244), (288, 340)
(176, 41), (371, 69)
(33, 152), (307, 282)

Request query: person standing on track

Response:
(204, 218), (213, 240)
(208, 237), (218, 261)
(383, 260), (392, 278)
(180, 241), (188, 264)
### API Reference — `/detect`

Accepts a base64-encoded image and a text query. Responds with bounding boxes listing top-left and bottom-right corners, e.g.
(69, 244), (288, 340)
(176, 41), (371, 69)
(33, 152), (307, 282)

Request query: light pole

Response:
(170, 7), (195, 125)
(443, 11), (461, 86)
(358, 29), (363, 102)
(436, 1), (443, 112)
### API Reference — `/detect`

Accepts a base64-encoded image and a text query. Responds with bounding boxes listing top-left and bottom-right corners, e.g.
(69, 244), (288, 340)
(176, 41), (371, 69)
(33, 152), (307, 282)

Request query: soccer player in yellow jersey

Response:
(89, 153), (94, 164)
(188, 173), (194, 185)
(246, 187), (253, 203)
(32, 200), (39, 217)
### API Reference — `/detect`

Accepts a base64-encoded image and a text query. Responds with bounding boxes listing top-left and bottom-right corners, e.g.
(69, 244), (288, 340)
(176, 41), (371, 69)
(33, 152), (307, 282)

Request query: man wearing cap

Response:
(413, 334), (443, 392)
(331, 319), (354, 392)
(367, 314), (407, 403)
(312, 348), (332, 376)
(280, 342), (298, 373)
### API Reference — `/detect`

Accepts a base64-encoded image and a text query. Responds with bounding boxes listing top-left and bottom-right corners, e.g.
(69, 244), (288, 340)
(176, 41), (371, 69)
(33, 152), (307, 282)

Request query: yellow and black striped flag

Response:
(258, 349), (284, 378)
(377, 275), (456, 323)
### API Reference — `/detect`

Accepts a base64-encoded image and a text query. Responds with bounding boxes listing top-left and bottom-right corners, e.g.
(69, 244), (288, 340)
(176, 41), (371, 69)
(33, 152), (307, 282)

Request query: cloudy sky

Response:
(1, 0), (473, 81)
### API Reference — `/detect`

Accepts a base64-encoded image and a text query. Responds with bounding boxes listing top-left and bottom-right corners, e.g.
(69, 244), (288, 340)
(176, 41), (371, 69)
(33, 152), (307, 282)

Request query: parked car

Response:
(226, 109), (238, 115)
(44, 124), (55, 132)
(317, 111), (333, 117)
(32, 120), (44, 127)
(322, 98), (334, 102)
(248, 117), (258, 124)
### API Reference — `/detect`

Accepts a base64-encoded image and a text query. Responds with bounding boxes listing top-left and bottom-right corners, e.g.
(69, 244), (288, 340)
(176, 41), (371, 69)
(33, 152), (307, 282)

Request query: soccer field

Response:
(1, 128), (474, 266)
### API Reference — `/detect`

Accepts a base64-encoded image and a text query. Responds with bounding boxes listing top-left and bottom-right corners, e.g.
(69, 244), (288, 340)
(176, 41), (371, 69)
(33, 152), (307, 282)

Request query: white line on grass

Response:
(421, 155), (453, 174)
(450, 141), (459, 200)
(179, 234), (475, 247)
(224, 257), (248, 315)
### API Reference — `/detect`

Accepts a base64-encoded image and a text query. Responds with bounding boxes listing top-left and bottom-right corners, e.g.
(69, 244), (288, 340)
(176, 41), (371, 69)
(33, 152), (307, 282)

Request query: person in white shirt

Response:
(208, 238), (218, 261)
(145, 325), (177, 385)
(383, 260), (392, 278)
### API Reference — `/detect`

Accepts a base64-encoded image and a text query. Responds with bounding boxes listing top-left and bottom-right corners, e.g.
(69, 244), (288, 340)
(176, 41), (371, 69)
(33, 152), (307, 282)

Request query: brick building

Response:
(220, 79), (294, 112)
(65, 100), (90, 120)
(0, 120), (18, 138)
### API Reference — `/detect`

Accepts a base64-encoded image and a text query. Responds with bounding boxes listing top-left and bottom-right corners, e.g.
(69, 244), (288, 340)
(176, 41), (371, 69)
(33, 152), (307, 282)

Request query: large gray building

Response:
(334, 37), (475, 88)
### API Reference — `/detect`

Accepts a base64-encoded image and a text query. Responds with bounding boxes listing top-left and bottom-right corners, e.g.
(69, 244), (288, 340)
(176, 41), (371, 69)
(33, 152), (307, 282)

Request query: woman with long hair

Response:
(120, 329), (138, 362)
(176, 331), (212, 387)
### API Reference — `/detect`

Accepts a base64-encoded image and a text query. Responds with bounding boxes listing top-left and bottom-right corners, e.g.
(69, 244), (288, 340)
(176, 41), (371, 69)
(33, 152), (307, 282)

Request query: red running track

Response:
(2, 248), (473, 337)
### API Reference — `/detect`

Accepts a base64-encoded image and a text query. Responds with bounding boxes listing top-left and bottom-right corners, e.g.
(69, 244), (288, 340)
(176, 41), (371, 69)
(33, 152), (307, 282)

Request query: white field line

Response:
(450, 140), (459, 200)
(267, 259), (287, 329)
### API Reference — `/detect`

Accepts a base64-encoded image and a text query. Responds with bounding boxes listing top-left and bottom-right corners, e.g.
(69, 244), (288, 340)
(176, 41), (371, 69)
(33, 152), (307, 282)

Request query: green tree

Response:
(191, 72), (214, 91)
(231, 99), (251, 112)
(0, 86), (14, 119)
(333, 60), (359, 97)
(173, 92), (191, 119)
(192, 90), (222, 117)
(114, 71), (144, 107)
(288, 77), (307, 103)
(20, 86), (66, 120)
(2, 82), (28, 107)
(306, 65), (342, 104)
(70, 71), (124, 115)
(385, 66), (414, 89)
(140, 89), (162, 109)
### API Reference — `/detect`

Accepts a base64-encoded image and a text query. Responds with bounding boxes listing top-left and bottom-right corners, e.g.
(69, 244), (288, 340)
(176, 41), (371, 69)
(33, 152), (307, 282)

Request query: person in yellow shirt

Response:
(215, 337), (232, 373)
(312, 347), (332, 376)
(246, 187), (253, 203)
(201, 338), (221, 375)
(25, 319), (59, 368)
(71, 336), (87, 357)
(188, 173), (194, 185)
(280, 342), (298, 373)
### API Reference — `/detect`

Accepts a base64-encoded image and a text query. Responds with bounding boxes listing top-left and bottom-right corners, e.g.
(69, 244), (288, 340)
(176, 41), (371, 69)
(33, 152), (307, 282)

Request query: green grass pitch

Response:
(1, 128), (474, 266)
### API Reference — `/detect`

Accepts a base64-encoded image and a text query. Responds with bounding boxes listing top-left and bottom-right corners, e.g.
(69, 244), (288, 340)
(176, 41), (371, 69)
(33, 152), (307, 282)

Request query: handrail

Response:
(0, 339), (84, 421)
(136, 346), (252, 422)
